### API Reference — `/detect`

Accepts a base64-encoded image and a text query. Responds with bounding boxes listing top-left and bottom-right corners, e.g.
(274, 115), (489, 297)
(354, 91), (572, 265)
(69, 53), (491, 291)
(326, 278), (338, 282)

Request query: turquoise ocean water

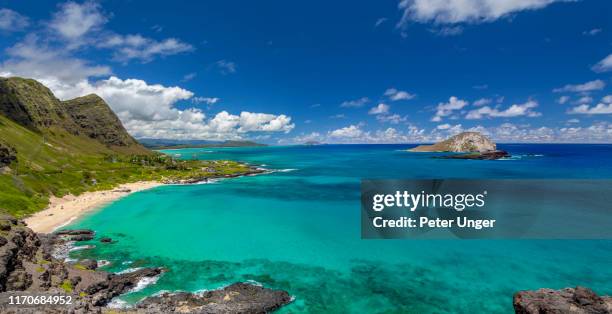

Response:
(67, 144), (612, 313)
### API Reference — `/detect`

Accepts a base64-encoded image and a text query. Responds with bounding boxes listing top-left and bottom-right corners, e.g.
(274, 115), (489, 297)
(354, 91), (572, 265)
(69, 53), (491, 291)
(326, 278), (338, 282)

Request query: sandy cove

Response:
(24, 181), (162, 234)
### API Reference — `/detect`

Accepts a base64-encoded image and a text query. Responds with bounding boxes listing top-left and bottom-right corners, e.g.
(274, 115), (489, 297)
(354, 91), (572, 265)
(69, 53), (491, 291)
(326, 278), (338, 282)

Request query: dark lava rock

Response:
(137, 282), (293, 313)
(439, 150), (510, 160)
(513, 286), (612, 314)
(79, 259), (98, 270)
(54, 229), (94, 241)
(99, 237), (112, 243)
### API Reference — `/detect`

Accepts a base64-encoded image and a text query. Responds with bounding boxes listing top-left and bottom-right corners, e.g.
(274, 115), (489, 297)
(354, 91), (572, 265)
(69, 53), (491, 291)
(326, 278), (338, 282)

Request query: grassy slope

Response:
(0, 114), (252, 218)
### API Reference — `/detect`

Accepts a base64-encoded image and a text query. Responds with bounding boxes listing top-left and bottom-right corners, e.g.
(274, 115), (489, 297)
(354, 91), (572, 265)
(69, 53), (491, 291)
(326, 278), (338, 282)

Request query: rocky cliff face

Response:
(409, 132), (496, 152)
(0, 215), (292, 313)
(61, 94), (141, 148)
(514, 287), (612, 313)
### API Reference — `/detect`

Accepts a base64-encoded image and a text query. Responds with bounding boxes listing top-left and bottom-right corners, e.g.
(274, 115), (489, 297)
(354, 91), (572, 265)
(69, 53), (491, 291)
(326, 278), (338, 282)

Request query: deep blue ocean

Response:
(68, 144), (612, 313)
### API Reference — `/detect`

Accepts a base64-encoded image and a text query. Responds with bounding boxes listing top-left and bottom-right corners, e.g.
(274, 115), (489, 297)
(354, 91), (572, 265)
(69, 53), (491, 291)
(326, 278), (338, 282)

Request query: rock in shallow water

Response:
(136, 282), (292, 313)
(513, 286), (612, 314)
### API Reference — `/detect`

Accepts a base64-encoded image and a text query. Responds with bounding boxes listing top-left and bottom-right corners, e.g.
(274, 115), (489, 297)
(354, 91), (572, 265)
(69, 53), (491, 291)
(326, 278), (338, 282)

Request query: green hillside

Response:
(0, 77), (254, 218)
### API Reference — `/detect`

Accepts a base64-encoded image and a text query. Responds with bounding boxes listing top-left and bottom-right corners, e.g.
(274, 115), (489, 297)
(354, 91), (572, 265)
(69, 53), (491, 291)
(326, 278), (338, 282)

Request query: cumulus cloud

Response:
(340, 97), (370, 108)
(568, 103), (612, 115)
(49, 1), (107, 42)
(553, 79), (606, 93)
(397, 0), (566, 27)
(466, 100), (540, 119)
(295, 121), (612, 144)
(329, 125), (364, 138)
(368, 103), (390, 115)
(0, 34), (111, 88)
(384, 88), (415, 101)
(431, 96), (468, 122)
(592, 54), (612, 73)
(0, 8), (29, 31)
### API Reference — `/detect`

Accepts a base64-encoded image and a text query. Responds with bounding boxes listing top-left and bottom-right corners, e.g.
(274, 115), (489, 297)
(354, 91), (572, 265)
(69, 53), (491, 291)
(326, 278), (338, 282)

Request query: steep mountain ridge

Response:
(61, 94), (142, 149)
(0, 77), (80, 134)
(0, 77), (147, 154)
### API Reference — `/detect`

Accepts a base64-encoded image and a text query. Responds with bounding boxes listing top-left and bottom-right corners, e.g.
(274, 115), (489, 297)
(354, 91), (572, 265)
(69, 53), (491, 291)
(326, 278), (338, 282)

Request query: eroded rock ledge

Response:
(0, 215), (292, 313)
(513, 286), (612, 314)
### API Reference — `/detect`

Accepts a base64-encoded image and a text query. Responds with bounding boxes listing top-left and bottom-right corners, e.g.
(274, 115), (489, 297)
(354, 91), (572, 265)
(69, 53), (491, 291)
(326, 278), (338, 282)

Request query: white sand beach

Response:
(24, 181), (162, 233)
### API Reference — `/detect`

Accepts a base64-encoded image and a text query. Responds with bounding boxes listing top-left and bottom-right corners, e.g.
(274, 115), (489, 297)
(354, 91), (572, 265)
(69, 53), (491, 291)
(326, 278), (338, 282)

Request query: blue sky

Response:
(0, 0), (611, 143)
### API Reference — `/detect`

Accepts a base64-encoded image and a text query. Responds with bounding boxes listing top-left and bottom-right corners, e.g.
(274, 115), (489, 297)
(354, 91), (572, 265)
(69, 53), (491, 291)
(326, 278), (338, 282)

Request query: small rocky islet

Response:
(408, 131), (510, 160)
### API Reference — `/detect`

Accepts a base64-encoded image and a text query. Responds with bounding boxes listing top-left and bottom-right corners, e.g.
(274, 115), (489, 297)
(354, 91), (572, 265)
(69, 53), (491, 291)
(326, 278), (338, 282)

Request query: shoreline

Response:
(24, 181), (163, 234)
(23, 168), (268, 234)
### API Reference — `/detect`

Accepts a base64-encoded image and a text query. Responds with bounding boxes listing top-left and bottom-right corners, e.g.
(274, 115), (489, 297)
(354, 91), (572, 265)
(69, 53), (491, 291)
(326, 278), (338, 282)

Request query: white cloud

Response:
(182, 72), (197, 82)
(384, 88), (415, 101)
(49, 1), (107, 42)
(583, 28), (602, 36)
(99, 34), (193, 63)
(473, 98), (492, 106)
(473, 84), (488, 90)
(375, 17), (388, 27)
(602, 95), (612, 104)
(567, 118), (580, 124)
(0, 34), (111, 89)
(369, 103), (390, 115)
(377, 114), (408, 124)
(398, 0), (566, 26)
(437, 123), (451, 130)
(553, 79), (605, 93)
(329, 125), (364, 138)
(557, 96), (570, 104)
(466, 100), (540, 119)
(216, 60), (237, 75)
(192, 97), (219, 105)
(0, 8), (29, 31)
(431, 26), (463, 36)
(576, 96), (593, 104)
(592, 54), (612, 73)
(340, 97), (369, 108)
(568, 103), (612, 115)
(431, 96), (468, 121)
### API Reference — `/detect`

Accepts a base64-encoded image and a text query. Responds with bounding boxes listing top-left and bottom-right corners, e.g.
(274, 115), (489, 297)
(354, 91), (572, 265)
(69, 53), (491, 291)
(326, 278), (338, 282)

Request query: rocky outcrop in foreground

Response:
(137, 282), (292, 313)
(514, 286), (612, 314)
(409, 132), (496, 153)
(0, 215), (292, 313)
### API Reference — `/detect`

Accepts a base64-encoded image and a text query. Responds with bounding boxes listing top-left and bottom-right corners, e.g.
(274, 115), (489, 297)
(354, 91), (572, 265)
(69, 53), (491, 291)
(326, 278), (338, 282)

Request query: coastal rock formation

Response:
(409, 132), (496, 153)
(438, 150), (510, 160)
(136, 282), (292, 313)
(0, 215), (292, 313)
(513, 287), (612, 314)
